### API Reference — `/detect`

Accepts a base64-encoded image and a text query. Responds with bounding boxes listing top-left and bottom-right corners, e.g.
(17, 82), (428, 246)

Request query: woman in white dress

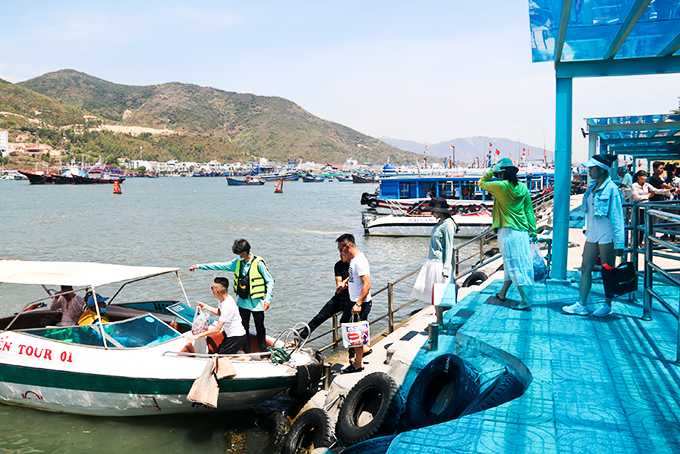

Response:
(411, 197), (456, 304)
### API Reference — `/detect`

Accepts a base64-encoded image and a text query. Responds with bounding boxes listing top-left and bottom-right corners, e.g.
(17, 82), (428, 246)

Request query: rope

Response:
(267, 347), (291, 365)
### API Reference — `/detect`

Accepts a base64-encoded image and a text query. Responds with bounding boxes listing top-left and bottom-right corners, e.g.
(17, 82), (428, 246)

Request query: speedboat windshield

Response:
(22, 314), (181, 348)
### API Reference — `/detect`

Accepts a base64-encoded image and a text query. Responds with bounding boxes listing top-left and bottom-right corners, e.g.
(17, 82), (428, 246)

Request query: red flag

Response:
(495, 149), (500, 155)
(489, 142), (493, 147)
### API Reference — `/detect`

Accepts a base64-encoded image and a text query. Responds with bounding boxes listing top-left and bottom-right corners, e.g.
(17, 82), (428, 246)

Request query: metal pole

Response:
(480, 235), (485, 265)
(388, 282), (394, 333)
(643, 208), (653, 321)
(332, 314), (339, 348)
(455, 249), (460, 276)
(553, 77), (573, 279)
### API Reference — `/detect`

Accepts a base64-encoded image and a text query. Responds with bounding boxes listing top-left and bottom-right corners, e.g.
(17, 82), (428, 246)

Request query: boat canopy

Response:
(0, 260), (178, 287)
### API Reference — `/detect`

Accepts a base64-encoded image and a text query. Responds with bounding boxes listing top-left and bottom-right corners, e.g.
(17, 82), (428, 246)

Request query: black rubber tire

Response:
(336, 372), (403, 446)
(367, 199), (379, 208)
(339, 435), (396, 454)
(398, 354), (479, 432)
(465, 370), (525, 415)
(361, 192), (371, 205)
(283, 408), (334, 454)
(262, 411), (292, 451)
(462, 271), (487, 287)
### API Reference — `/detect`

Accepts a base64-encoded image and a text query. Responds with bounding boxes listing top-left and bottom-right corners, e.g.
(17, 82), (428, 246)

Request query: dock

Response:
(301, 215), (680, 453)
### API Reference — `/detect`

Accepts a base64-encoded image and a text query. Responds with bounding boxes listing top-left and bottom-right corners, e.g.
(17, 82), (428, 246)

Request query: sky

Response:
(1, 0), (679, 163)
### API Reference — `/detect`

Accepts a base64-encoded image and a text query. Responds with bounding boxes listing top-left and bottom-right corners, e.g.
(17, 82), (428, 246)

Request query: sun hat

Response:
(87, 293), (109, 307)
(584, 154), (615, 170)
(423, 197), (450, 213)
(492, 158), (518, 173)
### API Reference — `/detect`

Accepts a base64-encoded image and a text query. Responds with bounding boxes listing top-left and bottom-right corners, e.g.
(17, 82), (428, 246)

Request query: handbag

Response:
(191, 307), (211, 335)
(601, 262), (637, 298)
(341, 313), (370, 348)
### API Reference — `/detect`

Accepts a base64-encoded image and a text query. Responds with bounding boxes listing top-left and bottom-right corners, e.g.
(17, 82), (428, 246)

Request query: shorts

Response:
(340, 300), (372, 324)
(217, 334), (247, 355)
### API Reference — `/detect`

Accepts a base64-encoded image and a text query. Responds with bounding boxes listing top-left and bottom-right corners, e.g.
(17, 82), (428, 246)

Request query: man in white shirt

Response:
(337, 233), (372, 374)
(187, 277), (247, 354)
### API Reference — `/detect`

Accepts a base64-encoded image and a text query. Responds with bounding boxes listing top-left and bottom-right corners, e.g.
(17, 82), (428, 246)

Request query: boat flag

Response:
(495, 149), (500, 155)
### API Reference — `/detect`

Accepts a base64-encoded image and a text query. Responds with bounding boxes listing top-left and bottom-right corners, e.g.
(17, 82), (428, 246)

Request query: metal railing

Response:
(310, 189), (555, 353)
(640, 207), (680, 363)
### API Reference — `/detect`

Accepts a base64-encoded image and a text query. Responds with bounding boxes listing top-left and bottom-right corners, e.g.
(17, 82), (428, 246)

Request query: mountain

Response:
(380, 136), (554, 164)
(13, 69), (416, 164)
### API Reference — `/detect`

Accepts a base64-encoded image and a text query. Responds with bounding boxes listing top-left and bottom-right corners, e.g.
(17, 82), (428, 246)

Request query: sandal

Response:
(510, 303), (532, 312)
(341, 364), (364, 374)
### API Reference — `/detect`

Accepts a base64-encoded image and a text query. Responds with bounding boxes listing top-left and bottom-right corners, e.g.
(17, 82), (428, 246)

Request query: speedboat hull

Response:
(0, 330), (297, 416)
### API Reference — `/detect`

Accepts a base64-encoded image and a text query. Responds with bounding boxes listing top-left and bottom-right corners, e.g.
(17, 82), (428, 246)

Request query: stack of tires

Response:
(282, 354), (484, 454)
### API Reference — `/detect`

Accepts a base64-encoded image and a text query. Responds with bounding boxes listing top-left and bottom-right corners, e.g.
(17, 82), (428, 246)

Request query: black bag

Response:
(236, 265), (249, 299)
(601, 262), (637, 298)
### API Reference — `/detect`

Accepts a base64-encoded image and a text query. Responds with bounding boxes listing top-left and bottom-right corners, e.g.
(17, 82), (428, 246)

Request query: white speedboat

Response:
(362, 211), (492, 237)
(0, 260), (318, 416)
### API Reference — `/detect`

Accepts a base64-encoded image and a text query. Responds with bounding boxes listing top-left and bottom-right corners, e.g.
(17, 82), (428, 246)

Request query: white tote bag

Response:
(341, 315), (370, 348)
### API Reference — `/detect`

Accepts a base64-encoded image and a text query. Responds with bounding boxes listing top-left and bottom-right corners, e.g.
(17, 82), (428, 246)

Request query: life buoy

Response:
(461, 369), (525, 416)
(262, 411), (291, 451)
(367, 199), (379, 208)
(283, 408), (333, 454)
(335, 372), (403, 446)
(338, 435), (396, 454)
(398, 354), (479, 432)
(462, 271), (487, 287)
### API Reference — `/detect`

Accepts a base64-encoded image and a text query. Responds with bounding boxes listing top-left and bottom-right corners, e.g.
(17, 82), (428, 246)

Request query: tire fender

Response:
(262, 411), (291, 451)
(336, 372), (403, 446)
(367, 199), (379, 208)
(398, 354), (479, 432)
(283, 408), (334, 454)
(462, 369), (525, 415)
(462, 271), (487, 287)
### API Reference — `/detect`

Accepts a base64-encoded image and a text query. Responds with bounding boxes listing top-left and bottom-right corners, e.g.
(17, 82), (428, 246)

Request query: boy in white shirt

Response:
(187, 277), (247, 354)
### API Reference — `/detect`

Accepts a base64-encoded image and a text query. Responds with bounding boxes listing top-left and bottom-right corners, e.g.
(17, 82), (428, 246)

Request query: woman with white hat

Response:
(563, 154), (624, 317)
(478, 158), (537, 311)
(410, 197), (457, 303)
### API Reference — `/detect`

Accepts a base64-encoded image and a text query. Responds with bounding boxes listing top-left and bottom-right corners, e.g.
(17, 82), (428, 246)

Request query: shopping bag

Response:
(601, 262), (637, 298)
(341, 315), (370, 348)
(532, 244), (548, 282)
(191, 306), (211, 335)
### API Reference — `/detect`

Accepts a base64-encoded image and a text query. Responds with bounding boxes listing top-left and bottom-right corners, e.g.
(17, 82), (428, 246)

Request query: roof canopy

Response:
(0, 260), (178, 287)
(587, 113), (680, 159)
(529, 0), (680, 77)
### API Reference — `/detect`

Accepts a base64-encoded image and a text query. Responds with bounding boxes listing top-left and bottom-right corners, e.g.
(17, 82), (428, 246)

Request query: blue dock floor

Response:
(386, 274), (680, 453)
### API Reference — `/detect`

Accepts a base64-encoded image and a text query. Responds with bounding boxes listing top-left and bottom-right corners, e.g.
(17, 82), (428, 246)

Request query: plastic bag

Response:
(191, 306), (211, 335)
(533, 244), (548, 282)
(341, 314), (370, 348)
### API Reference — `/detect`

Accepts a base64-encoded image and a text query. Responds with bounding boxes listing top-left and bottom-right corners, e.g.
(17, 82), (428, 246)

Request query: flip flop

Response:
(510, 303), (532, 312)
(495, 294), (507, 302)
(341, 364), (364, 374)
(363, 348), (373, 357)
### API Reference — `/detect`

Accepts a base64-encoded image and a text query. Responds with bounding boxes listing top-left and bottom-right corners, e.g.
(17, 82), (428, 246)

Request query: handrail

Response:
(641, 206), (680, 363)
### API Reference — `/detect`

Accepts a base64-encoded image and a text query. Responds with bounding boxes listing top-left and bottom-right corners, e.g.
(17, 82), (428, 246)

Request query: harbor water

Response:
(0, 177), (474, 452)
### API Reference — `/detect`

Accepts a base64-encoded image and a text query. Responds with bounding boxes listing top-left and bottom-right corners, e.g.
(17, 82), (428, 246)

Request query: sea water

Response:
(0, 177), (439, 453)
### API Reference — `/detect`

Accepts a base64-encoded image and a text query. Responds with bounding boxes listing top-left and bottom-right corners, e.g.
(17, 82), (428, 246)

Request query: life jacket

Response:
(234, 256), (267, 300)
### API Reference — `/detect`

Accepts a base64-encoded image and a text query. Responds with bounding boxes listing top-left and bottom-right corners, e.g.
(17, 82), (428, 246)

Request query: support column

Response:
(553, 77), (573, 280)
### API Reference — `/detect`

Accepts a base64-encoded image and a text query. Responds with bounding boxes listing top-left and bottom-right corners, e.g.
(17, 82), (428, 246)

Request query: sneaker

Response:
(592, 305), (612, 317)
(562, 302), (588, 315)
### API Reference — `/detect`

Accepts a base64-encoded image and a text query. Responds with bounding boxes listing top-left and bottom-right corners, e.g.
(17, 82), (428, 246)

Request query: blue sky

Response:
(1, 0), (678, 162)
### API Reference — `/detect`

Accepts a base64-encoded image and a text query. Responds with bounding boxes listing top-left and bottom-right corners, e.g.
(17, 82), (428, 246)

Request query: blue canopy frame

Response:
(529, 0), (680, 278)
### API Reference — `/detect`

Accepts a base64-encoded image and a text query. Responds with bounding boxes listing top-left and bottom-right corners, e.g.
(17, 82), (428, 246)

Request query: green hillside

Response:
(14, 69), (417, 164)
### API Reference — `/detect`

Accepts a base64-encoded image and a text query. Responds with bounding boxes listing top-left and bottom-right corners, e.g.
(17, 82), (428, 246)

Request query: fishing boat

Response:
(0, 260), (319, 416)
(336, 175), (353, 182)
(226, 177), (266, 186)
(301, 175), (325, 182)
(19, 169), (124, 185)
(361, 172), (553, 215)
(361, 210), (492, 237)
(260, 172), (300, 181)
(352, 174), (380, 184)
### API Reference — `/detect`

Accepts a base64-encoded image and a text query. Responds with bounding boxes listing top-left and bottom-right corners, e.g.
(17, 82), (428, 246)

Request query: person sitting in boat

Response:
(77, 293), (110, 325)
(50, 285), (86, 326)
(185, 277), (247, 355)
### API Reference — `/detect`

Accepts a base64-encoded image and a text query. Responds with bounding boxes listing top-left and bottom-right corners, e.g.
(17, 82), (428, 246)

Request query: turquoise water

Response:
(0, 177), (431, 453)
